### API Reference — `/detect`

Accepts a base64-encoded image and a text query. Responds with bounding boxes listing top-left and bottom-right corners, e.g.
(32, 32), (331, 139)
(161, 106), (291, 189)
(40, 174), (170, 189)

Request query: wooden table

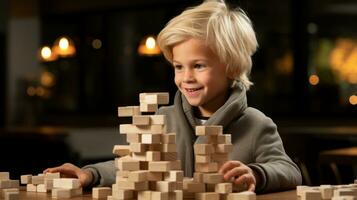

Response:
(18, 189), (297, 200)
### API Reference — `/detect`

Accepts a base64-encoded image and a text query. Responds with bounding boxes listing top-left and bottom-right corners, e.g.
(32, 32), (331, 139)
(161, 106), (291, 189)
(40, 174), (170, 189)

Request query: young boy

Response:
(45, 0), (302, 193)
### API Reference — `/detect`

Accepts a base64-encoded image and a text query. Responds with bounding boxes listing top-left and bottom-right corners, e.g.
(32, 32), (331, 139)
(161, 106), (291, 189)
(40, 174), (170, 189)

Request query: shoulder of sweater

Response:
(241, 107), (275, 126)
(157, 105), (175, 115)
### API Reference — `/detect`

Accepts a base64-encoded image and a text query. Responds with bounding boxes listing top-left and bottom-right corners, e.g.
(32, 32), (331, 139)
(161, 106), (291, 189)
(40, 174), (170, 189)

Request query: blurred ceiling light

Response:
(330, 38), (357, 84)
(39, 46), (58, 62)
(138, 35), (161, 56)
(309, 74), (319, 85)
(349, 95), (357, 105)
(53, 36), (76, 57)
(40, 71), (56, 87)
(27, 86), (36, 96)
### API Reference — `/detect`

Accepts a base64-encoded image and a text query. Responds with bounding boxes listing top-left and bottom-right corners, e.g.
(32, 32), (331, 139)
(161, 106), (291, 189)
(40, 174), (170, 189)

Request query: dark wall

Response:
(0, 0), (6, 127)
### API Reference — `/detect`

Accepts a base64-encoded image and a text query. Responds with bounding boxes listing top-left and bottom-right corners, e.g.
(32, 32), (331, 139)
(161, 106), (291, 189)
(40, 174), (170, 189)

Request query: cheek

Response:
(174, 74), (180, 87)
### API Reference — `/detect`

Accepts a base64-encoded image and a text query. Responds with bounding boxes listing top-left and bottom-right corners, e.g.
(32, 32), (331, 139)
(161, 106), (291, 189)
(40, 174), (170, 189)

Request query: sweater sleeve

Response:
(82, 160), (116, 188)
(247, 112), (302, 193)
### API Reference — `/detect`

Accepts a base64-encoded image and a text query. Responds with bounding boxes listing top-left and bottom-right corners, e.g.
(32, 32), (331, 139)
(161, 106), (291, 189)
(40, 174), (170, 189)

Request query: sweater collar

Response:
(174, 82), (248, 129)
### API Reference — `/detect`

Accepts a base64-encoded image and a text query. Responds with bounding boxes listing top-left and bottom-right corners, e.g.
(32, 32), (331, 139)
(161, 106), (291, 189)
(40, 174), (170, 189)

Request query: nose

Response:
(183, 69), (195, 82)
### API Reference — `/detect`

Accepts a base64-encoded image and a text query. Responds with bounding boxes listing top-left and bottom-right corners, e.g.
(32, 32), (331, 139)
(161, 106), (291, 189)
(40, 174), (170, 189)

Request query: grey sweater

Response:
(83, 84), (302, 193)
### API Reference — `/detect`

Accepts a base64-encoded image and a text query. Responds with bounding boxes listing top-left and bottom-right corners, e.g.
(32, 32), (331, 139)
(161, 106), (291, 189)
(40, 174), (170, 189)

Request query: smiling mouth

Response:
(185, 87), (203, 92)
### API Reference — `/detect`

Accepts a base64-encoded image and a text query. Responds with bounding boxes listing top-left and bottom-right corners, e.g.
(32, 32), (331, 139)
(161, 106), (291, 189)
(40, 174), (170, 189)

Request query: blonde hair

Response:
(157, 0), (258, 90)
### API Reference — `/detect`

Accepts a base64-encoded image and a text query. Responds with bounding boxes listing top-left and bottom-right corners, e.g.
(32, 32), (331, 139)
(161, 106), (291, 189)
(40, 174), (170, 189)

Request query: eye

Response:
(194, 63), (205, 69)
(173, 64), (183, 71)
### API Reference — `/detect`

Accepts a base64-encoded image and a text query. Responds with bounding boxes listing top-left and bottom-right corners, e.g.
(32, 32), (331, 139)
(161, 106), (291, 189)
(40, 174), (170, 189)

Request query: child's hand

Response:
(43, 163), (93, 187)
(218, 161), (256, 192)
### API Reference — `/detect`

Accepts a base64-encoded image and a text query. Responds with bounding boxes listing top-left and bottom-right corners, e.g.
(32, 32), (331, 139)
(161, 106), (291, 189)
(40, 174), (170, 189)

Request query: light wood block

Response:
(128, 171), (147, 182)
(113, 145), (131, 156)
(53, 178), (81, 189)
(161, 133), (176, 144)
(36, 184), (49, 193)
(195, 192), (220, 200)
(215, 183), (232, 194)
(195, 163), (218, 173)
(183, 180), (205, 193)
(148, 161), (171, 172)
(92, 187), (112, 199)
(142, 134), (161, 144)
(152, 191), (169, 200)
(170, 190), (183, 200)
(215, 144), (233, 153)
(162, 144), (176, 152)
(146, 172), (163, 181)
(194, 144), (215, 155)
(170, 160), (181, 170)
(217, 135), (231, 144)
(195, 126), (223, 136)
(132, 153), (147, 161)
(4, 191), (19, 200)
(1, 188), (19, 199)
(0, 172), (9, 180)
(319, 185), (333, 199)
(44, 179), (53, 190)
(116, 171), (129, 178)
(164, 171), (183, 182)
(116, 180), (148, 191)
(0, 180), (19, 189)
(130, 143), (147, 153)
(140, 93), (169, 105)
(138, 191), (152, 200)
(140, 103), (158, 112)
(211, 153), (229, 162)
(31, 175), (44, 185)
(133, 115), (150, 125)
(149, 115), (166, 125)
(26, 184), (37, 192)
(51, 188), (82, 199)
(156, 181), (176, 192)
(126, 134), (141, 143)
(118, 106), (140, 117)
(120, 124), (165, 134)
(334, 188), (356, 197)
(146, 151), (161, 161)
(331, 196), (356, 200)
(195, 155), (211, 163)
(193, 173), (204, 182)
(115, 159), (140, 171)
(203, 173), (223, 184)
(296, 185), (310, 196)
(111, 185), (133, 199)
(301, 190), (321, 200)
(45, 172), (60, 180)
(161, 152), (178, 161)
(227, 191), (256, 200)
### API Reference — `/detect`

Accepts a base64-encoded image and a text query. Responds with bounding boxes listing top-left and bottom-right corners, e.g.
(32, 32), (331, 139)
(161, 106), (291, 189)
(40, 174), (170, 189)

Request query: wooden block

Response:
(161, 152), (178, 161)
(148, 144), (162, 151)
(140, 161), (149, 170)
(194, 144), (215, 155)
(118, 106), (140, 117)
(215, 144), (233, 153)
(140, 103), (158, 112)
(164, 171), (183, 182)
(113, 145), (131, 156)
(149, 115), (166, 125)
(334, 188), (356, 197)
(176, 182), (183, 190)
(116, 171), (130, 178)
(217, 135), (231, 144)
(206, 184), (216, 192)
(31, 175), (44, 185)
(152, 191), (169, 200)
(296, 185), (310, 196)
(36, 184), (49, 193)
(52, 188), (82, 199)
(126, 134), (141, 143)
(146, 151), (161, 161)
(116, 180), (148, 191)
(142, 134), (161, 144)
(195, 163), (218, 173)
(183, 180), (205, 193)
(227, 191), (256, 200)
(129, 143), (147, 153)
(203, 173), (223, 184)
(215, 183), (232, 194)
(148, 161), (171, 172)
(161, 144), (176, 152)
(53, 178), (81, 189)
(120, 124), (165, 134)
(0, 172), (9, 180)
(4, 191), (19, 200)
(331, 196), (356, 200)
(170, 160), (181, 170)
(170, 190), (183, 200)
(319, 185), (333, 199)
(116, 159), (140, 171)
(1, 188), (19, 199)
(161, 133), (176, 144)
(128, 171), (147, 182)
(112, 185), (133, 199)
(156, 181), (176, 192)
(138, 191), (152, 200)
(193, 173), (204, 182)
(26, 184), (37, 192)
(195, 192), (219, 200)
(0, 180), (19, 189)
(146, 172), (163, 181)
(195, 126), (223, 136)
(198, 135), (218, 144)
(132, 152), (147, 161)
(140, 93), (169, 105)
(133, 115), (150, 125)
(301, 190), (321, 200)
(92, 187), (112, 199)
(44, 179), (53, 190)
(211, 153), (229, 162)
(196, 155), (211, 163)
(45, 172), (61, 180)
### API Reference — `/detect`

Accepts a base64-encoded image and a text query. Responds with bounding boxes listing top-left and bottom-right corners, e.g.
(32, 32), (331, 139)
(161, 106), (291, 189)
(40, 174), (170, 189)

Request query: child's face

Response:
(172, 38), (230, 116)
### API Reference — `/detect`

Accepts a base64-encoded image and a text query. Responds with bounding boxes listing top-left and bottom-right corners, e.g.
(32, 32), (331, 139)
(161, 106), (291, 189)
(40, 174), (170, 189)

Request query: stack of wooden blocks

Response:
(0, 172), (19, 200)
(101, 92), (184, 200)
(297, 181), (357, 200)
(21, 172), (82, 198)
(183, 126), (256, 200)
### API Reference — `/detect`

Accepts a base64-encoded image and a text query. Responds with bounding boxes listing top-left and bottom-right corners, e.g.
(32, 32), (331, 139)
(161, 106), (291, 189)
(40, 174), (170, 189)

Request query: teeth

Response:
(187, 88), (199, 92)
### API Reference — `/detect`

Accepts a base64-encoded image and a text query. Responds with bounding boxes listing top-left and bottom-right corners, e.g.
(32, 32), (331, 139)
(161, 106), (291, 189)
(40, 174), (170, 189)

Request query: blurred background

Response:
(0, 0), (356, 186)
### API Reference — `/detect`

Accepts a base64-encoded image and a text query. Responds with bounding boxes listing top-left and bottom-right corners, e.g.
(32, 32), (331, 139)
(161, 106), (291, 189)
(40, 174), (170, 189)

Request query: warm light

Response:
(92, 39), (102, 49)
(39, 46), (58, 62)
(53, 36), (76, 57)
(27, 86), (36, 96)
(36, 87), (45, 97)
(40, 71), (56, 87)
(309, 74), (320, 85)
(138, 35), (161, 56)
(349, 95), (357, 105)
(330, 38), (357, 84)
